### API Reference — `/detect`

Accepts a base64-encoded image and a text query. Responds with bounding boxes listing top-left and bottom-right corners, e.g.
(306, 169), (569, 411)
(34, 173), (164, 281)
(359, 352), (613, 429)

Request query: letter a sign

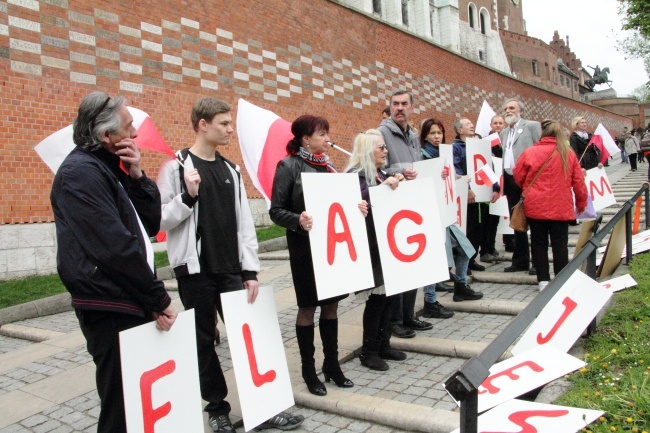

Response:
(302, 173), (374, 299)
(120, 310), (204, 433)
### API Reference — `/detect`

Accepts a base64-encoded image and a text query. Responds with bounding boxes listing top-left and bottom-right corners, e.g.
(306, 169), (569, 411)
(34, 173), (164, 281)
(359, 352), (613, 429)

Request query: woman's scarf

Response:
(575, 131), (589, 140)
(298, 146), (337, 172)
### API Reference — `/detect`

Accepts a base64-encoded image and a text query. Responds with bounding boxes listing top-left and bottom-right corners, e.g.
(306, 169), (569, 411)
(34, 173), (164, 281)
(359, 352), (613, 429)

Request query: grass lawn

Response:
(1, 225), (286, 309)
(555, 253), (650, 432)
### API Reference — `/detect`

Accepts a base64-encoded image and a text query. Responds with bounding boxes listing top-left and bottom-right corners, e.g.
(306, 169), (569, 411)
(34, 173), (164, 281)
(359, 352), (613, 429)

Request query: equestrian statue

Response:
(585, 65), (612, 90)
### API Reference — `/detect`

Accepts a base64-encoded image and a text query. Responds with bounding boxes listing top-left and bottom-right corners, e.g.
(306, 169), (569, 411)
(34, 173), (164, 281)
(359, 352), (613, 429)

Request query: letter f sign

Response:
(140, 360), (176, 433)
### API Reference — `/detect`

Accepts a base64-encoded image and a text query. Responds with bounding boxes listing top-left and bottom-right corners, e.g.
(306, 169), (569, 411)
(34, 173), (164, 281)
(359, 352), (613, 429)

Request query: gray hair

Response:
(503, 98), (525, 114)
(73, 92), (126, 151)
(452, 118), (466, 135)
(390, 90), (413, 105)
(344, 129), (384, 186)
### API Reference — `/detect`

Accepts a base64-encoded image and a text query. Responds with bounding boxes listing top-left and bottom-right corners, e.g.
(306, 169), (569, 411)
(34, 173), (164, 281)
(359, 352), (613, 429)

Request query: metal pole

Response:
(626, 208), (633, 264)
(459, 392), (478, 433)
(646, 187), (649, 230)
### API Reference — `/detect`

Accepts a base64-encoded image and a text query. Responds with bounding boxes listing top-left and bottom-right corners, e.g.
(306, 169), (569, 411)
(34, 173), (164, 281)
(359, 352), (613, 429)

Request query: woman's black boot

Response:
(295, 324), (326, 396)
(360, 339), (389, 371)
(319, 318), (354, 388)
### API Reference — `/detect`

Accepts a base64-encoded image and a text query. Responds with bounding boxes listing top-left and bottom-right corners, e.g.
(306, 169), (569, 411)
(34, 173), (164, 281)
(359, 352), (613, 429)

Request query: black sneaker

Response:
(468, 261), (485, 271)
(379, 347), (408, 361)
(256, 412), (305, 431)
(209, 414), (235, 433)
(421, 301), (454, 319)
(391, 324), (416, 338)
(403, 318), (433, 331)
(453, 284), (484, 302)
(435, 282), (455, 292)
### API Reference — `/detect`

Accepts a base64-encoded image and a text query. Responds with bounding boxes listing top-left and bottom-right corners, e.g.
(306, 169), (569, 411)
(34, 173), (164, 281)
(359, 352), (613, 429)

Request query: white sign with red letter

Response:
(455, 176), (469, 234)
(302, 173), (374, 299)
(450, 399), (603, 433)
(476, 346), (585, 413)
(414, 156), (457, 228)
(221, 287), (294, 432)
(511, 269), (612, 355)
(120, 310), (203, 433)
(601, 274), (636, 292)
(466, 137), (493, 202)
(369, 177), (449, 296)
(585, 167), (616, 211)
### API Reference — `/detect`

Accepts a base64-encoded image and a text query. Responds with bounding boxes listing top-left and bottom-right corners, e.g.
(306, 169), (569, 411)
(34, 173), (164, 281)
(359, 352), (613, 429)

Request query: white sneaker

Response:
(538, 281), (549, 292)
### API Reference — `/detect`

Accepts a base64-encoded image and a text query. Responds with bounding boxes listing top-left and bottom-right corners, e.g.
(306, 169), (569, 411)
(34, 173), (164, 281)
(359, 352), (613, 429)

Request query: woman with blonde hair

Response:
(345, 129), (407, 371)
(514, 120), (588, 292)
(569, 116), (602, 171)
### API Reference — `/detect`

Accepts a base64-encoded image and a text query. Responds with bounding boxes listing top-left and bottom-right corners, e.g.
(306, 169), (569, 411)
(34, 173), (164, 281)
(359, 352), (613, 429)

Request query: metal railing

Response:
(444, 183), (650, 433)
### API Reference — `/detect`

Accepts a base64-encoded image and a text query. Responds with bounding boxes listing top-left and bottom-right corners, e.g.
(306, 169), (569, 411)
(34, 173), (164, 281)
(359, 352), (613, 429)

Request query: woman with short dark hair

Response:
(270, 115), (354, 396)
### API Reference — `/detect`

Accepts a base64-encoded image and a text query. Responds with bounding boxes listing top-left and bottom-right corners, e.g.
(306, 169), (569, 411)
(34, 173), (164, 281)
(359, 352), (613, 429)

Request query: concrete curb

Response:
(0, 293), (72, 327)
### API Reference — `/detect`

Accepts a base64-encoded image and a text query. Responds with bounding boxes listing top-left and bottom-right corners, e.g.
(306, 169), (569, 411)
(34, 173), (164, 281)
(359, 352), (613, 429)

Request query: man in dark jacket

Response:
(50, 92), (177, 433)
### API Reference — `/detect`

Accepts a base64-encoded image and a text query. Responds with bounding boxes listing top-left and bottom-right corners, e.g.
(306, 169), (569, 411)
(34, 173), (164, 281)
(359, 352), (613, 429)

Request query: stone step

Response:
(471, 271), (538, 285)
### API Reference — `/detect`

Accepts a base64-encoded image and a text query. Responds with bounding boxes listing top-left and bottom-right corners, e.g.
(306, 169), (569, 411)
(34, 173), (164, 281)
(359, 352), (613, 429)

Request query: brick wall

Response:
(0, 0), (632, 228)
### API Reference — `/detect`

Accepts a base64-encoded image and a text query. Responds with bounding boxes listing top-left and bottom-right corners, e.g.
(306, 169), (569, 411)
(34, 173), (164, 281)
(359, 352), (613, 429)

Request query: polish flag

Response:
(588, 134), (610, 165)
(486, 132), (501, 148)
(35, 107), (174, 174)
(476, 164), (499, 186)
(593, 123), (620, 157)
(236, 99), (293, 208)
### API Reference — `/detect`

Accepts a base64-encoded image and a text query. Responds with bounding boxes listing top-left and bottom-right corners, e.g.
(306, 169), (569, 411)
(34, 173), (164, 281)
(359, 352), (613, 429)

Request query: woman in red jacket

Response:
(514, 119), (588, 292)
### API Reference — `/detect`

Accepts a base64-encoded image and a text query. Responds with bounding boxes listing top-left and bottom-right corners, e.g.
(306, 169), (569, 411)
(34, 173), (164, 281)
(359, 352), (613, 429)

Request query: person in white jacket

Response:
(158, 98), (302, 432)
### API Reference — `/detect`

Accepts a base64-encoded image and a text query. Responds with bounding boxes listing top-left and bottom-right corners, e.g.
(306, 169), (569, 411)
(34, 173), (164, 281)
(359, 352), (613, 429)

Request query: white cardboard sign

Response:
(584, 167), (616, 211)
(476, 346), (585, 413)
(601, 274), (637, 292)
(466, 137), (493, 202)
(496, 213), (515, 235)
(450, 399), (603, 433)
(221, 287), (294, 432)
(120, 310), (203, 433)
(413, 157), (457, 228)
(455, 176), (469, 234)
(511, 269), (612, 355)
(369, 177), (449, 296)
(301, 173), (374, 299)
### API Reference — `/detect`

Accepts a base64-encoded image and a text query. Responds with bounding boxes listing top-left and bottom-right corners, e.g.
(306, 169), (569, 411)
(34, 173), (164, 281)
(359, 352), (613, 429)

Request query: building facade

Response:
(0, 0), (631, 279)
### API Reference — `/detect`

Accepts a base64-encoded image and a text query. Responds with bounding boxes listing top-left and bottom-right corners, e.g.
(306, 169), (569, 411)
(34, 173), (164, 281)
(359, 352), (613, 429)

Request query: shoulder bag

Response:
(509, 150), (557, 232)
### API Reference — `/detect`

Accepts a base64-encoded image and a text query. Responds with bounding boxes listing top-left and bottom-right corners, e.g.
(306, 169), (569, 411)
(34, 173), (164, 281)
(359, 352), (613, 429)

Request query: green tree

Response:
(617, 0), (650, 83)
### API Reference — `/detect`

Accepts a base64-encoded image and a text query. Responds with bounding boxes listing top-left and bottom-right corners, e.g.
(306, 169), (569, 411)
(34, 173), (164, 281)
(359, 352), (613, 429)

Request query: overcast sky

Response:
(523, 0), (648, 96)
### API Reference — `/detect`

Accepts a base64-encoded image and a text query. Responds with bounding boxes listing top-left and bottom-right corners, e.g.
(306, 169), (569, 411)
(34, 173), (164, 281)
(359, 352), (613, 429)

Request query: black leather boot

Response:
(453, 282), (484, 302)
(378, 323), (407, 361)
(319, 318), (353, 388)
(295, 324), (326, 396)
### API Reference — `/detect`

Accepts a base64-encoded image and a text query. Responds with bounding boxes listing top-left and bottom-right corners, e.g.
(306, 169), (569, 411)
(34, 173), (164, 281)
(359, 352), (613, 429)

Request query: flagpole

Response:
(327, 141), (352, 156)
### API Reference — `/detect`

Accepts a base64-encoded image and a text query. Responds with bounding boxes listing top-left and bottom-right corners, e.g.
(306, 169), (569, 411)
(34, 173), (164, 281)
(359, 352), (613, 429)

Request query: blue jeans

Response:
(423, 247), (470, 303)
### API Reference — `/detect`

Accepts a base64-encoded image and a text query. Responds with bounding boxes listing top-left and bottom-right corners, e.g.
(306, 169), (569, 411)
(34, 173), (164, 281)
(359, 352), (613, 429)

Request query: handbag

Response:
(509, 150), (557, 232)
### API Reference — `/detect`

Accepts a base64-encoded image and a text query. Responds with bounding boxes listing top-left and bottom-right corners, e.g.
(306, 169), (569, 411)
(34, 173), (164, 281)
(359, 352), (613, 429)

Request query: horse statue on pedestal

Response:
(585, 65), (612, 90)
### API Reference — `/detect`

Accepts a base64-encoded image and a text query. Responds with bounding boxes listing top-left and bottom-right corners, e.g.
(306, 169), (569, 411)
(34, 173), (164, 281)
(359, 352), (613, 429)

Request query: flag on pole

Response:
(593, 123), (620, 157)
(236, 99), (293, 208)
(588, 134), (610, 165)
(475, 100), (497, 138)
(475, 164), (499, 186)
(35, 107), (174, 174)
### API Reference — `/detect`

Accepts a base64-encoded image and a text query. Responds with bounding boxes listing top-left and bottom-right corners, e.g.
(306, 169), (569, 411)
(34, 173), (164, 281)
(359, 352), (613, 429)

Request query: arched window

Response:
(402, 0), (409, 26)
(468, 3), (477, 29)
(479, 8), (489, 34)
(373, 0), (381, 14)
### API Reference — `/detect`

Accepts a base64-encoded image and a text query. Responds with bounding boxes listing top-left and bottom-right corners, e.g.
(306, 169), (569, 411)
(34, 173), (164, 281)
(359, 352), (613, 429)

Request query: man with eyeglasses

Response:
(51, 92), (178, 433)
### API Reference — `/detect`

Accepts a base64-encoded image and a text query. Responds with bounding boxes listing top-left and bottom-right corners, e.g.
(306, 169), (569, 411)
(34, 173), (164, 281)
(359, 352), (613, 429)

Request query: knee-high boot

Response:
(360, 295), (389, 371)
(318, 318), (353, 388)
(295, 324), (326, 396)
(379, 296), (407, 361)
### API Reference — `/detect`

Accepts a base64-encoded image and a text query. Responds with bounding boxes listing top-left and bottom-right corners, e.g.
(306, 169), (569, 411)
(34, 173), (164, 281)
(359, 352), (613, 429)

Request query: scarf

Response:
(576, 131), (589, 140)
(298, 147), (337, 172)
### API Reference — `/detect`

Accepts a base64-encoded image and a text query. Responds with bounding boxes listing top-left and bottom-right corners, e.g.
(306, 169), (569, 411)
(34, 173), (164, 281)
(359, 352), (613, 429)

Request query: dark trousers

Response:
(363, 294), (395, 343)
(630, 153), (638, 171)
(389, 289), (416, 325)
(467, 202), (490, 259)
(528, 218), (569, 282)
(504, 173), (531, 268)
(487, 214), (499, 254)
(76, 309), (149, 433)
(178, 272), (243, 416)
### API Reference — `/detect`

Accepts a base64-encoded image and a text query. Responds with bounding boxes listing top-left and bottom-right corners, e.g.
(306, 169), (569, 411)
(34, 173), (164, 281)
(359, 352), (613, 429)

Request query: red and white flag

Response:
(486, 132), (501, 148)
(593, 123), (620, 157)
(35, 107), (174, 174)
(475, 164), (499, 186)
(588, 134), (610, 165)
(236, 99), (293, 208)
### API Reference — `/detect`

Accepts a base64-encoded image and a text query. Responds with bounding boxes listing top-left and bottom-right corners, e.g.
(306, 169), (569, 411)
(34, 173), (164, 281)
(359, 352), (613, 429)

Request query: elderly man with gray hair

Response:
(50, 91), (177, 433)
(499, 98), (541, 274)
